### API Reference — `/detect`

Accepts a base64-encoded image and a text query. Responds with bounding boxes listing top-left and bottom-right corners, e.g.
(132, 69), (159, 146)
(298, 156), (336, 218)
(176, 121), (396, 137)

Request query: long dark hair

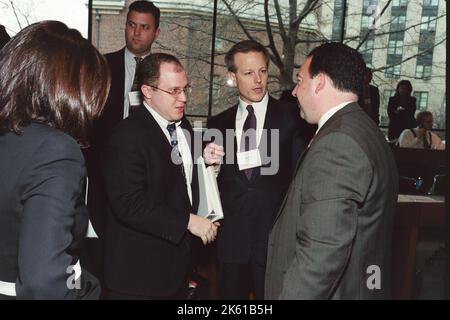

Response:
(0, 20), (111, 146)
(394, 80), (413, 97)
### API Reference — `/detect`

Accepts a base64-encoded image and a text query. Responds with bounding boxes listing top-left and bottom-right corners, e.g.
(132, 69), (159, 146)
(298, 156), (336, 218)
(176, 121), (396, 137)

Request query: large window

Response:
(0, 0), (88, 38)
(413, 91), (429, 110)
(421, 16), (437, 32)
(88, 0), (445, 130)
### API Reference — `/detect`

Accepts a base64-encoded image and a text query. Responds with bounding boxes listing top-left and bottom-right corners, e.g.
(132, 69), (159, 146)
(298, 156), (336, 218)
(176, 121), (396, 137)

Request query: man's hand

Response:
(203, 143), (224, 166)
(188, 214), (219, 245)
(417, 127), (427, 138)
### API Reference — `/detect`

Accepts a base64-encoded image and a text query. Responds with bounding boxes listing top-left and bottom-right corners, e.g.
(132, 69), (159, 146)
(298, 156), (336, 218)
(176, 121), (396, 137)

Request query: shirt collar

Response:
(143, 100), (182, 129)
(124, 47), (150, 65)
(237, 92), (269, 116)
(317, 101), (353, 133)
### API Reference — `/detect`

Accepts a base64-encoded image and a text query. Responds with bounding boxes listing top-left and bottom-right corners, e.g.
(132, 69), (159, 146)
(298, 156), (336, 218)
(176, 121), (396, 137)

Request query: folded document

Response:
(196, 157), (224, 222)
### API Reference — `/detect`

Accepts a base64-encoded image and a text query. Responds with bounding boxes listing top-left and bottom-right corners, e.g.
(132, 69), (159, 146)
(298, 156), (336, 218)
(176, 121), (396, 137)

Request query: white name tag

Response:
(128, 91), (141, 106)
(237, 149), (262, 171)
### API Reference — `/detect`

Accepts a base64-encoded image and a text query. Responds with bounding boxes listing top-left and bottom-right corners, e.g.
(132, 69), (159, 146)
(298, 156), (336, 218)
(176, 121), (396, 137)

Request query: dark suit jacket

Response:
(358, 84), (380, 125)
(265, 103), (398, 299)
(207, 96), (304, 266)
(102, 106), (199, 297)
(279, 89), (318, 145)
(0, 25), (10, 49)
(387, 95), (417, 141)
(84, 48), (126, 237)
(0, 123), (100, 299)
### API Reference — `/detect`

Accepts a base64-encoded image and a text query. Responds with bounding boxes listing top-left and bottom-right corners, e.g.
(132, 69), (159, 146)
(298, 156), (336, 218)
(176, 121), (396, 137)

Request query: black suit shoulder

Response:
(105, 48), (125, 63)
(207, 104), (238, 129)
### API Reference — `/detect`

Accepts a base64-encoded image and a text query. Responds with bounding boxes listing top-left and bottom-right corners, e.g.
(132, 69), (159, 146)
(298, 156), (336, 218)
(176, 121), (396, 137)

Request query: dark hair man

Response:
(265, 42), (398, 299)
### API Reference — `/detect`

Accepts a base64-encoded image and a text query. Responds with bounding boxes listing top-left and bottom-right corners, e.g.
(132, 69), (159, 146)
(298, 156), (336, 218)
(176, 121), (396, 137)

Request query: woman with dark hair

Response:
(387, 80), (417, 141)
(0, 21), (110, 299)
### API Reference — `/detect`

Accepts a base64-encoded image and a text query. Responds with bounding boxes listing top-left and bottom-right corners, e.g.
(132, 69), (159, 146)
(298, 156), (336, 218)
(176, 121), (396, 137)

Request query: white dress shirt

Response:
(235, 92), (269, 152)
(123, 48), (150, 119)
(143, 101), (193, 205)
(398, 127), (445, 150)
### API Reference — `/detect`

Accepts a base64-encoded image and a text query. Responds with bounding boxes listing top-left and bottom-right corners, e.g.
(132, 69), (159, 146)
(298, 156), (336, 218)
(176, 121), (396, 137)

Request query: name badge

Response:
(128, 91), (142, 106)
(237, 149), (262, 171)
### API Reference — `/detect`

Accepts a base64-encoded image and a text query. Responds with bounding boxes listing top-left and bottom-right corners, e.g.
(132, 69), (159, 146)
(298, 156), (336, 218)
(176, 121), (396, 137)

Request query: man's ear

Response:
(154, 28), (161, 41)
(314, 73), (326, 94)
(141, 84), (152, 99)
(227, 72), (237, 87)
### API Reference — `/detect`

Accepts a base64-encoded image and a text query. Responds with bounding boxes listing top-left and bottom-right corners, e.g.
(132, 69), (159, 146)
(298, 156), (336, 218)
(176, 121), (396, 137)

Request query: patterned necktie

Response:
(131, 56), (142, 92)
(240, 105), (256, 179)
(167, 123), (185, 177)
(129, 56), (143, 115)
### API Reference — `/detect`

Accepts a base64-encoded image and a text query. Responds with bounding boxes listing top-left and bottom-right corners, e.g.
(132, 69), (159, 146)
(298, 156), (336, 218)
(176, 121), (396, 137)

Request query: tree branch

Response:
(356, 0), (392, 51)
(222, 0), (257, 43)
(372, 38), (446, 72)
(264, 0), (283, 68)
(273, 0), (287, 42)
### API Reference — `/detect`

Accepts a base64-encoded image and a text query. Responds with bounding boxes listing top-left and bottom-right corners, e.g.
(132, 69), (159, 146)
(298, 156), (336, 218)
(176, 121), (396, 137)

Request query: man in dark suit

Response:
(358, 67), (380, 125)
(207, 40), (304, 299)
(0, 25), (10, 49)
(265, 43), (398, 299)
(101, 53), (222, 299)
(82, 1), (161, 280)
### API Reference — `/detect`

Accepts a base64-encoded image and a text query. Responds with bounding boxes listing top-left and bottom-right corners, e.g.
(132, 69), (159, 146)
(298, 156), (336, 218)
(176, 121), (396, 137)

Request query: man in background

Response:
(82, 1), (161, 281)
(398, 111), (445, 150)
(358, 67), (380, 125)
(0, 25), (10, 49)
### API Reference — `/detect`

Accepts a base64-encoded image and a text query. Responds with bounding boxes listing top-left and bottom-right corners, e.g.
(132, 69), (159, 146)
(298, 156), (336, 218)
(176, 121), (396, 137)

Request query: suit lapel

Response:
(223, 105), (250, 184)
(249, 96), (279, 183)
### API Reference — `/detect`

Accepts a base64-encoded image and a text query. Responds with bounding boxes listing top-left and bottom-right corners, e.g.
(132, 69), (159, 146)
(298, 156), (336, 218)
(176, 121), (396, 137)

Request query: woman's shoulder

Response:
(23, 123), (82, 158)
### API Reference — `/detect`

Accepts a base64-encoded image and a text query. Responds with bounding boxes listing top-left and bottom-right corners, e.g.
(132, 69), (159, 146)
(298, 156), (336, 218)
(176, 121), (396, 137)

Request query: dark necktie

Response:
(240, 105), (256, 179)
(129, 56), (143, 115)
(167, 123), (185, 177)
(131, 56), (142, 92)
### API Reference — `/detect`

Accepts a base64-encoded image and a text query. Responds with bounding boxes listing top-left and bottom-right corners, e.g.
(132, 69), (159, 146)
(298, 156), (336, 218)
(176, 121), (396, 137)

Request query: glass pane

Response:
(0, 0), (88, 38)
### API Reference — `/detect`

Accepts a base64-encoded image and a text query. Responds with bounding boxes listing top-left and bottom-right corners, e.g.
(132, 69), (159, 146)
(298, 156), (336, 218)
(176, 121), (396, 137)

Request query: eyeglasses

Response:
(149, 85), (192, 98)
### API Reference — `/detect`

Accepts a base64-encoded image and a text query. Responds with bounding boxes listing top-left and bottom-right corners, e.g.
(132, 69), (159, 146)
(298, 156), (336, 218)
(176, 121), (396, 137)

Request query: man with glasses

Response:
(101, 53), (223, 299)
(81, 1), (161, 283)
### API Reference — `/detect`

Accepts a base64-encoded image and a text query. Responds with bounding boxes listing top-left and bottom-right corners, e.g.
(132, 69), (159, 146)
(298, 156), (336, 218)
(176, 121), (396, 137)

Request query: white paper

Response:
(197, 157), (224, 222)
(85, 219), (99, 238)
(128, 90), (141, 106)
(237, 149), (262, 171)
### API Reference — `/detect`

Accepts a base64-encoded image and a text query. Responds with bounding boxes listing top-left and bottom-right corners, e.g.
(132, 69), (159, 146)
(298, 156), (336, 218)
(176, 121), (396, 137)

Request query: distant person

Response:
(0, 21), (110, 299)
(358, 67), (380, 125)
(387, 80), (416, 141)
(280, 88), (317, 145)
(398, 111), (445, 150)
(0, 25), (10, 49)
(265, 42), (398, 300)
